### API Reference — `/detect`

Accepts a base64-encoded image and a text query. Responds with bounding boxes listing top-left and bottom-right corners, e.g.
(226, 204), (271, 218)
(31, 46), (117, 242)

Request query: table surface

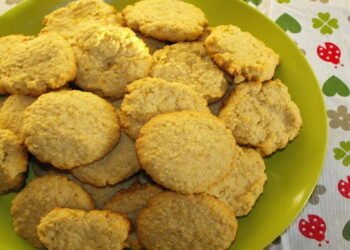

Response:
(1, 0), (349, 249)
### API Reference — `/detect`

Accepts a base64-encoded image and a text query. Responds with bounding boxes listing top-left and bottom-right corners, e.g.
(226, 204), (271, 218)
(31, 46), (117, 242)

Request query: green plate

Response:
(0, 0), (327, 249)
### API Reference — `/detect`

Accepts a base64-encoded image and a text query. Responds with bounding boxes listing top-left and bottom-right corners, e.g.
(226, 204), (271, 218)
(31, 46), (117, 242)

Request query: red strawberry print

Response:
(338, 176), (350, 199)
(298, 214), (329, 246)
(317, 42), (343, 68)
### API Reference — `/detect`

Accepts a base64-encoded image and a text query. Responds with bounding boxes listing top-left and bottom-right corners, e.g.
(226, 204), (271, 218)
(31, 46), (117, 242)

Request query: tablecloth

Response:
(0, 0), (349, 249)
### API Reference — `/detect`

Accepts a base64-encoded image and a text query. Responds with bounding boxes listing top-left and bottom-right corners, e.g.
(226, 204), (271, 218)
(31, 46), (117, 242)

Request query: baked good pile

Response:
(0, 0), (303, 249)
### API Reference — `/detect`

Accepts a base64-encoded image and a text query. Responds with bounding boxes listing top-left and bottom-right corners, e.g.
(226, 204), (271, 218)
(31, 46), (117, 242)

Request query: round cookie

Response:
(11, 175), (94, 248)
(71, 132), (140, 187)
(204, 25), (280, 83)
(218, 80), (302, 156)
(208, 147), (267, 216)
(104, 182), (164, 249)
(0, 33), (76, 96)
(122, 0), (208, 42)
(120, 77), (210, 140)
(73, 24), (152, 99)
(0, 95), (36, 141)
(136, 111), (237, 194)
(137, 192), (237, 250)
(38, 208), (130, 250)
(23, 90), (120, 169)
(31, 162), (140, 209)
(150, 42), (228, 102)
(41, 0), (122, 43)
(0, 129), (27, 194)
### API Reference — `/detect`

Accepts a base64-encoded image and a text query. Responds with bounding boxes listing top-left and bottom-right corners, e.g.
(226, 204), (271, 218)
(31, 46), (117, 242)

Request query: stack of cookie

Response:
(0, 0), (302, 249)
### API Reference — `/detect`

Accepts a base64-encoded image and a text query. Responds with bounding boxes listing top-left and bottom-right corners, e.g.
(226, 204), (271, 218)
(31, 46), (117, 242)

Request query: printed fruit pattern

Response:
(299, 214), (329, 246)
(317, 42), (343, 68)
(338, 176), (350, 199)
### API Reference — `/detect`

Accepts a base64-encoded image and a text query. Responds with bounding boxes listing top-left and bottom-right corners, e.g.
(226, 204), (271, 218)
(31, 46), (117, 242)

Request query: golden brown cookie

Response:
(0, 95), (36, 141)
(150, 42), (228, 102)
(71, 132), (140, 187)
(0, 33), (76, 96)
(73, 24), (152, 99)
(119, 77), (210, 139)
(0, 129), (27, 194)
(38, 208), (130, 250)
(122, 0), (208, 42)
(218, 80), (302, 156)
(136, 111), (237, 194)
(23, 90), (120, 169)
(204, 25), (279, 83)
(208, 147), (267, 216)
(137, 192), (237, 250)
(11, 175), (94, 247)
(41, 0), (122, 42)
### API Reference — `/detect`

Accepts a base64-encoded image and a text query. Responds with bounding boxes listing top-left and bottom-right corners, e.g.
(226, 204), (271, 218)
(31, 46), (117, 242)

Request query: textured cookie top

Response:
(0, 129), (27, 194)
(137, 192), (237, 250)
(219, 80), (302, 156)
(0, 95), (36, 141)
(71, 132), (140, 187)
(150, 42), (228, 102)
(38, 208), (130, 250)
(11, 175), (94, 248)
(136, 111), (236, 194)
(73, 24), (152, 99)
(122, 0), (208, 42)
(204, 25), (279, 83)
(42, 0), (121, 42)
(120, 77), (209, 139)
(208, 147), (267, 216)
(23, 90), (120, 169)
(0, 33), (76, 96)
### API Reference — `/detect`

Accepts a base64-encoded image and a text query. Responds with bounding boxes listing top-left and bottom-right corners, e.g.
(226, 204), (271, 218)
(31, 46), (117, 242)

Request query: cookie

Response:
(136, 111), (237, 194)
(38, 208), (130, 250)
(0, 129), (27, 194)
(0, 95), (36, 141)
(71, 132), (140, 187)
(41, 0), (122, 43)
(0, 33), (76, 96)
(208, 84), (235, 116)
(120, 77), (210, 139)
(73, 24), (152, 99)
(11, 175), (94, 247)
(150, 42), (228, 102)
(104, 182), (163, 249)
(204, 25), (279, 83)
(137, 33), (167, 54)
(218, 80), (302, 156)
(137, 192), (237, 250)
(208, 147), (267, 216)
(122, 0), (207, 42)
(23, 90), (120, 169)
(31, 162), (139, 209)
